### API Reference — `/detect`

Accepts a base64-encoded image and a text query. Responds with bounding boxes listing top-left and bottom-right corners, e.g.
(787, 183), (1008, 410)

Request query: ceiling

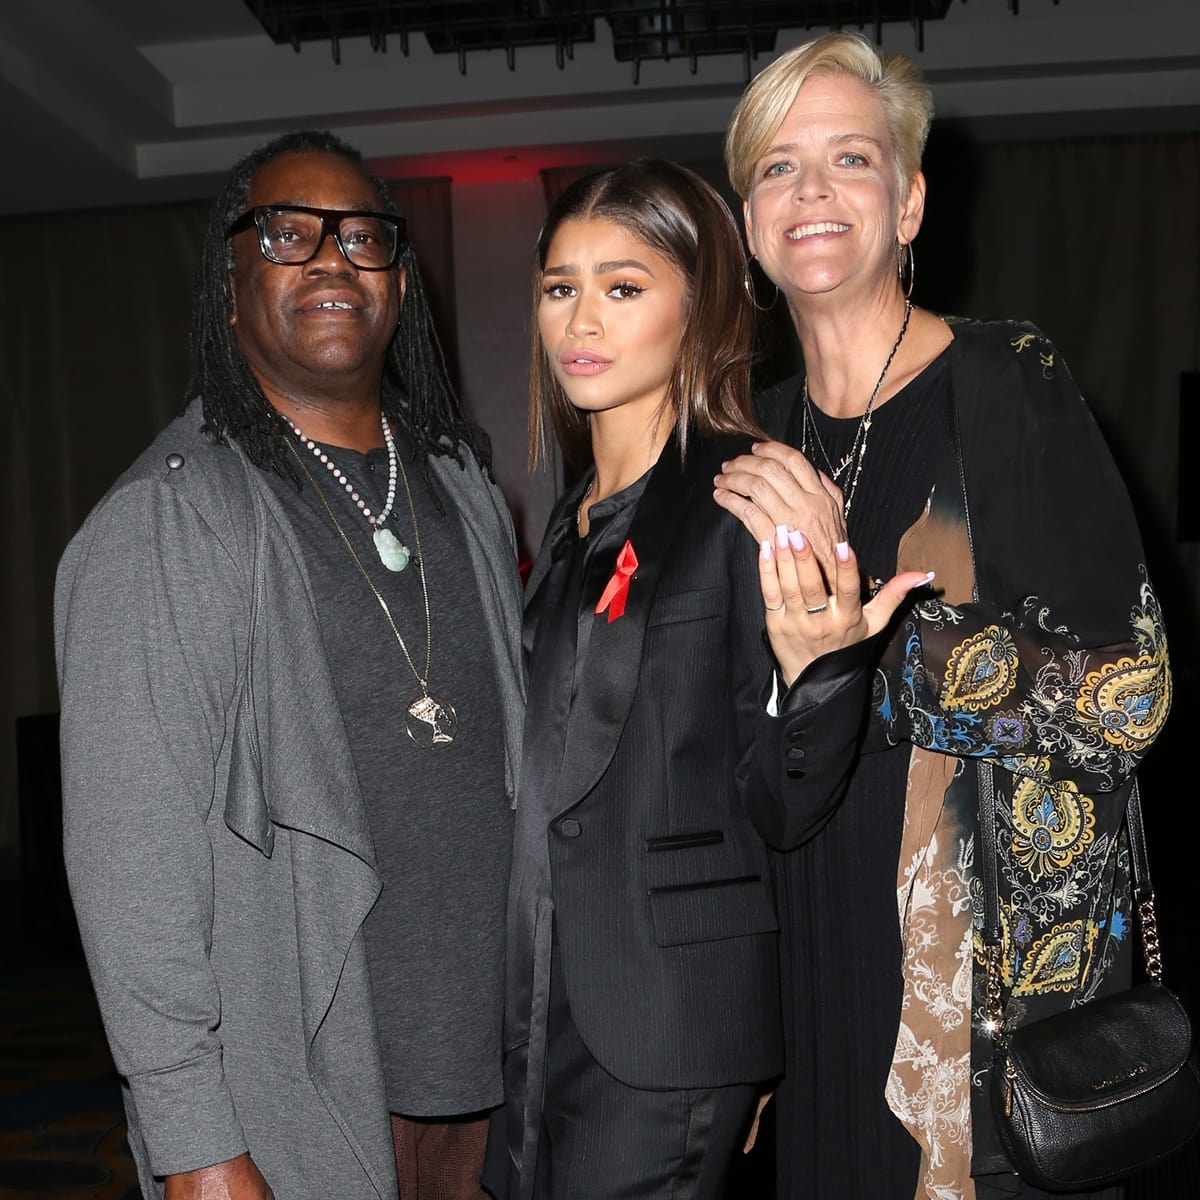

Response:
(2, 0), (1197, 216)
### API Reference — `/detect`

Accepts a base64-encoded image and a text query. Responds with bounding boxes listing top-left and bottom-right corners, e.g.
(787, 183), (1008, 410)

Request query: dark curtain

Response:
(919, 131), (1200, 662)
(2, 200), (211, 873)
(387, 177), (457, 387)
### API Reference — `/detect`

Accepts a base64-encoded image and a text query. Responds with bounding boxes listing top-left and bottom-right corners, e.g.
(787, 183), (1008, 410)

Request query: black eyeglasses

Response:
(227, 204), (406, 270)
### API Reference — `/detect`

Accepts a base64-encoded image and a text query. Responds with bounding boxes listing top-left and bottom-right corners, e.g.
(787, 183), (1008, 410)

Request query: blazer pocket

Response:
(647, 874), (779, 948)
(645, 829), (724, 852)
(647, 585), (724, 628)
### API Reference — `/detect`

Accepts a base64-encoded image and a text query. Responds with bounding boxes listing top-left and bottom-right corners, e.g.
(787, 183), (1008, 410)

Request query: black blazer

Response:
(507, 432), (875, 1093)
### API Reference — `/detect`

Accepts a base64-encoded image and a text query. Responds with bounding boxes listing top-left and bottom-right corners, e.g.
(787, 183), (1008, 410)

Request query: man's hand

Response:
(163, 1154), (275, 1200)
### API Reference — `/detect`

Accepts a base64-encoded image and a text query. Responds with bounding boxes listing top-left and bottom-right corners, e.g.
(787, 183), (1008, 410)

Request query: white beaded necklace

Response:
(282, 433), (458, 749)
(285, 411), (411, 571)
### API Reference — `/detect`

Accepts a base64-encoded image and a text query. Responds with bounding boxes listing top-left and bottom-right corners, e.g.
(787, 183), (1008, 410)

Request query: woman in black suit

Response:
(492, 158), (930, 1200)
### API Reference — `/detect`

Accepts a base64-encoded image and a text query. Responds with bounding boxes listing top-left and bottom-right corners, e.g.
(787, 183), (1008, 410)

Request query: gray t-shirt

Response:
(267, 432), (511, 1117)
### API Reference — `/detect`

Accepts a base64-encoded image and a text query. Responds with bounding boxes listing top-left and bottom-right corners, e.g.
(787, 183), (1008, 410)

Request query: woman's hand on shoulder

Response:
(758, 526), (934, 686)
(715, 440), (846, 582)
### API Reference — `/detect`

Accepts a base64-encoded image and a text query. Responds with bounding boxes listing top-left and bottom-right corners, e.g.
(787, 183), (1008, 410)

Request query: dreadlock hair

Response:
(187, 129), (490, 481)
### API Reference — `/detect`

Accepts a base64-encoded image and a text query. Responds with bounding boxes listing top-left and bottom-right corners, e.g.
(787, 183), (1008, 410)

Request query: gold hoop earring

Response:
(898, 241), (915, 300)
(744, 260), (779, 313)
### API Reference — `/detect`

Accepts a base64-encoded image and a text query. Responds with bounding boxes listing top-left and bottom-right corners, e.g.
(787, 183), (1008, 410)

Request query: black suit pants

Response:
(535, 950), (759, 1200)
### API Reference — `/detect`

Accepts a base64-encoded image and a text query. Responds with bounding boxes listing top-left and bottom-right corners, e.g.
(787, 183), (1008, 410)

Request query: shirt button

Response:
(165, 453), (185, 470)
(559, 818), (582, 838)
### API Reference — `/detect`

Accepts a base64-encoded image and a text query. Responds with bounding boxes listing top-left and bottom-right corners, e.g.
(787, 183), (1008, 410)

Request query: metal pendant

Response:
(373, 527), (411, 572)
(405, 692), (458, 748)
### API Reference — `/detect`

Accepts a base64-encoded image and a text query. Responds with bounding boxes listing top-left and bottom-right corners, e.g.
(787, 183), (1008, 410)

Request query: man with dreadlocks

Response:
(55, 132), (524, 1200)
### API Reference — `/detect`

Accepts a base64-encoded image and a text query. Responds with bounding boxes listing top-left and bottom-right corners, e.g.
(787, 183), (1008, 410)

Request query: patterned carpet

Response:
(1, 803), (1196, 1200)
(0, 955), (770, 1199)
(2, 957), (1196, 1199)
(0, 961), (137, 1199)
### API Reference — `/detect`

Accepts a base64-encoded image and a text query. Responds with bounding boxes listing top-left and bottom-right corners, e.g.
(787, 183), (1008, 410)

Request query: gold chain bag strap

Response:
(981, 773), (1200, 1191)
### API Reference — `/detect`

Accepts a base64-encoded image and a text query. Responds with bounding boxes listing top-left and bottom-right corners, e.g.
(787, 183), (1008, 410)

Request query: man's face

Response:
(228, 151), (403, 406)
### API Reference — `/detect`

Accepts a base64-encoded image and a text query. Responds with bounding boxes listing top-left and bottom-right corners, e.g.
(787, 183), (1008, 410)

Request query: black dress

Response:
(772, 354), (943, 1200)
(771, 351), (1125, 1200)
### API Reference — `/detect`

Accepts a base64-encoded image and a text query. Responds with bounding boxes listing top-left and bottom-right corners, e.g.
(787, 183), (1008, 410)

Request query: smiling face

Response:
(743, 71), (924, 308)
(537, 217), (687, 437)
(228, 150), (404, 410)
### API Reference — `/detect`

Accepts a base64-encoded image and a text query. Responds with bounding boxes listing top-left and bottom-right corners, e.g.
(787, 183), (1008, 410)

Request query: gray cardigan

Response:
(56, 400), (524, 1199)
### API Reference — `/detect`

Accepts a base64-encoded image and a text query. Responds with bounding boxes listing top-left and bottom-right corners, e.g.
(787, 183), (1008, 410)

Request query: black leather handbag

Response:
(980, 779), (1200, 1192)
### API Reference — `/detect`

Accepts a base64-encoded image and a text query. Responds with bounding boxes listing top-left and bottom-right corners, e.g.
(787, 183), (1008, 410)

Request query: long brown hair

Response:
(529, 157), (760, 473)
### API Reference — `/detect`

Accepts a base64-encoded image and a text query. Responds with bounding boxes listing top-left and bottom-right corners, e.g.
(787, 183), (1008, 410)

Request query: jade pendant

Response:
(373, 527), (411, 572)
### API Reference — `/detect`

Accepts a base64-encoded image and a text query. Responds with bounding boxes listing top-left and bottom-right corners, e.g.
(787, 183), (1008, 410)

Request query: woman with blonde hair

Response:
(716, 31), (1171, 1200)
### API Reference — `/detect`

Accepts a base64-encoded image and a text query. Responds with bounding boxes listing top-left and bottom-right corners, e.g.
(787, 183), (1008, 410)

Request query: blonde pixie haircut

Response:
(725, 32), (933, 200)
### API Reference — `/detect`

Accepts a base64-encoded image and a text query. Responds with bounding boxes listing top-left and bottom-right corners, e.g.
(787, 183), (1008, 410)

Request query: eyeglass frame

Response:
(226, 204), (407, 270)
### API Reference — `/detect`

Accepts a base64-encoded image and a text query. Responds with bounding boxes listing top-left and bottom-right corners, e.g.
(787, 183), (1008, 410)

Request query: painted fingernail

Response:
(788, 529), (806, 552)
(924, 571), (936, 583)
(775, 524), (789, 548)
(836, 541), (850, 562)
(760, 540), (773, 561)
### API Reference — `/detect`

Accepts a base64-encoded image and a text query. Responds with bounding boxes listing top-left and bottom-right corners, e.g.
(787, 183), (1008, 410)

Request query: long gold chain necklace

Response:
(802, 299), (912, 521)
(284, 432), (458, 749)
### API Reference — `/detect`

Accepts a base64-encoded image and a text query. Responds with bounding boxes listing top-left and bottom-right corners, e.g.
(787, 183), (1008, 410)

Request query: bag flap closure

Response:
(1006, 983), (1194, 1107)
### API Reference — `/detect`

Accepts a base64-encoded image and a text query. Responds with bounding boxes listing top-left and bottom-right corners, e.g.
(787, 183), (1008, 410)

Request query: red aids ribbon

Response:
(594, 540), (639, 622)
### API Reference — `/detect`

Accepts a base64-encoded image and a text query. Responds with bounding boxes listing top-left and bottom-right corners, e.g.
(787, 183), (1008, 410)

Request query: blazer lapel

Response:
(552, 436), (701, 813)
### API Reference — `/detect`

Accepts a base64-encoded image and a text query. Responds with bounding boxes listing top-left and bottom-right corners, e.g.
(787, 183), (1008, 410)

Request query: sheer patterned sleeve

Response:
(871, 324), (1171, 796)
